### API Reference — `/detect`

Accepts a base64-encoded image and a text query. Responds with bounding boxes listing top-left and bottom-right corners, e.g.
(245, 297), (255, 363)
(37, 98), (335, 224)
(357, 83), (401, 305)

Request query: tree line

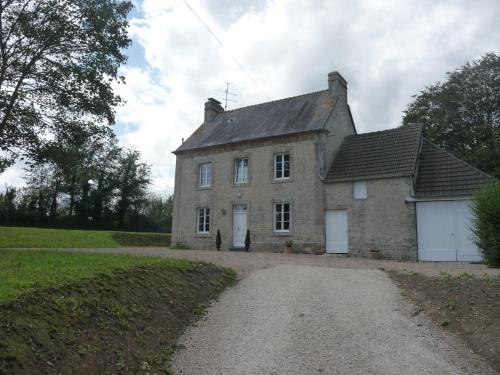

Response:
(0, 134), (173, 232)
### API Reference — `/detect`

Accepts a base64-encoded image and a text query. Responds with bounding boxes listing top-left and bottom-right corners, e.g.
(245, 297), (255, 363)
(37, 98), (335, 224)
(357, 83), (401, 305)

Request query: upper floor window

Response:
(274, 202), (290, 232)
(199, 163), (212, 188)
(274, 153), (290, 180)
(234, 158), (249, 184)
(353, 180), (367, 200)
(198, 207), (210, 233)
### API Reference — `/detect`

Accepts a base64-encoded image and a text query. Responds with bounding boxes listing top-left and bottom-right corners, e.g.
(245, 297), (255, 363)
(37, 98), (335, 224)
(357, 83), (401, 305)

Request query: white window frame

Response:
(234, 158), (249, 184)
(274, 202), (290, 232)
(353, 180), (367, 200)
(198, 163), (212, 188)
(197, 207), (210, 233)
(274, 153), (291, 180)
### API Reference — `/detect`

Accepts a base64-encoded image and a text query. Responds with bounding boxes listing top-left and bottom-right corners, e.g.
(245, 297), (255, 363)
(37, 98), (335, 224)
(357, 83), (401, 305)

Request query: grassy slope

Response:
(0, 226), (171, 248)
(0, 250), (236, 374)
(0, 250), (183, 302)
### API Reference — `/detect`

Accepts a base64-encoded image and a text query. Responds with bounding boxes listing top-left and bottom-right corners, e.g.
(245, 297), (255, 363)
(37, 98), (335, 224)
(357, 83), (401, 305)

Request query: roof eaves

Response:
(324, 171), (413, 183)
(172, 128), (325, 155)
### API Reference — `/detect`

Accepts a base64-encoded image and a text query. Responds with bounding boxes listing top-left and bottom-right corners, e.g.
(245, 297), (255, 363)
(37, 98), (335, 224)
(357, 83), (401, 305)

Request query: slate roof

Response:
(325, 125), (423, 182)
(415, 140), (493, 197)
(175, 90), (338, 153)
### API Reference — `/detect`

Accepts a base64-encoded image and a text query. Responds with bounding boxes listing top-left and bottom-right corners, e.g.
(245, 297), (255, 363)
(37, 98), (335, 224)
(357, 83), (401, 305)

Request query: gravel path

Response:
(172, 264), (496, 375)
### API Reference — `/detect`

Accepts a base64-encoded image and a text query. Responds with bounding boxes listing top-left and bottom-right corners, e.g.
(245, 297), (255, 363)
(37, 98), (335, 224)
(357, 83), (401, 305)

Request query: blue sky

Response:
(2, 0), (500, 193)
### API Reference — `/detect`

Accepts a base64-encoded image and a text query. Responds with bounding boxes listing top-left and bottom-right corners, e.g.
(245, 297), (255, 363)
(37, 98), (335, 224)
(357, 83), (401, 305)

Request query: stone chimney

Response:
(328, 71), (348, 103)
(204, 98), (224, 122)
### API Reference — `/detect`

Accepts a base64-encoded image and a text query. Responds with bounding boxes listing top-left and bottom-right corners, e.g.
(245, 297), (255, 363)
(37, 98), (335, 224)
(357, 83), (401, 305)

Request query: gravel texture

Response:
(172, 265), (495, 375)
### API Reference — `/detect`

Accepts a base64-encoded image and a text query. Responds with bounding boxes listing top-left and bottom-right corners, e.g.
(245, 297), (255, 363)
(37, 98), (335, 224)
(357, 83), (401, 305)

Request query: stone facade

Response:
(172, 133), (330, 253)
(324, 177), (418, 260)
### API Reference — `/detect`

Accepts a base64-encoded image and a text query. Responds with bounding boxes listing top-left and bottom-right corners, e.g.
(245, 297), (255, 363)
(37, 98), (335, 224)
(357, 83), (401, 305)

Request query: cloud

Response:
(2, 0), (500, 193)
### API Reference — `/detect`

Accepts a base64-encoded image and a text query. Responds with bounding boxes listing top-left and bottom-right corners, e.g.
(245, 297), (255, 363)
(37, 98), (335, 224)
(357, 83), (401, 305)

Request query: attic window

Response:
(227, 117), (235, 123)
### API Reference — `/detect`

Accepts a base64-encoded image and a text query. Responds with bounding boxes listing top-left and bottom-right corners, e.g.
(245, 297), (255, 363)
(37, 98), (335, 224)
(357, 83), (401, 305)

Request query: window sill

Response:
(272, 232), (292, 237)
(272, 178), (293, 184)
(194, 233), (211, 238)
(196, 186), (212, 191)
(232, 182), (250, 188)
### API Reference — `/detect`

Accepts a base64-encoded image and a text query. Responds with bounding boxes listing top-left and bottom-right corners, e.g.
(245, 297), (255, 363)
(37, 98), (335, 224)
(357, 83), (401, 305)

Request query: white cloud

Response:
(2, 0), (500, 192)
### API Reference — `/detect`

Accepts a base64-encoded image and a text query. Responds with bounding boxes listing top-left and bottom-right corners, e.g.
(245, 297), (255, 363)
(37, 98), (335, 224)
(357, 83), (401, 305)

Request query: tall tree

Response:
(403, 53), (500, 178)
(0, 0), (132, 172)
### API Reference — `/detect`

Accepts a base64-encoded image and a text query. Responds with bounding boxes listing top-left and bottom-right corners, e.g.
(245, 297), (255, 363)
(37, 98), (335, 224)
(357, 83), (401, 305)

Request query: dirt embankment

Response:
(0, 263), (236, 374)
(389, 271), (500, 372)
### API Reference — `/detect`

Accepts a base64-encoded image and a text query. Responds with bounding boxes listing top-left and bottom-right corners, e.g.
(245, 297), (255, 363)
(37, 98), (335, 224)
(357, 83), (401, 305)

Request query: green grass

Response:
(0, 249), (192, 303)
(0, 226), (171, 248)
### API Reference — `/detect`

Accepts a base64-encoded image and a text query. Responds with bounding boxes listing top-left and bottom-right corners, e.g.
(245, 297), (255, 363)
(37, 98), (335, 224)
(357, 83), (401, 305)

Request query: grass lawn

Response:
(0, 249), (189, 302)
(0, 226), (171, 248)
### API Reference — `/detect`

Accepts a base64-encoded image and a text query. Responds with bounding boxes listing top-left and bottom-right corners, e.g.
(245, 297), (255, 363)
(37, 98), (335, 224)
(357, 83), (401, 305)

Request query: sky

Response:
(1, 0), (500, 193)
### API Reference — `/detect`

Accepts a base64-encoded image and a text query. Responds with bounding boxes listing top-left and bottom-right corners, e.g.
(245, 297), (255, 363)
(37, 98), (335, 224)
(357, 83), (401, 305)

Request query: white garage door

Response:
(325, 210), (348, 254)
(417, 200), (482, 262)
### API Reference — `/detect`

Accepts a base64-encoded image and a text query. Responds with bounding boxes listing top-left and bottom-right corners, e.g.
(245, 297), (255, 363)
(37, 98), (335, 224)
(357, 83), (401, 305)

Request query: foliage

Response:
(0, 226), (171, 248)
(0, 0), (133, 171)
(216, 229), (221, 251)
(403, 53), (500, 178)
(244, 229), (251, 251)
(0, 249), (191, 302)
(472, 182), (500, 267)
(0, 137), (173, 232)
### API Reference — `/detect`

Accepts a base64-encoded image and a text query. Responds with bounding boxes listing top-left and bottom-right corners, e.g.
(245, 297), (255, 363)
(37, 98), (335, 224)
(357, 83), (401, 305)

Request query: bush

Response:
(472, 182), (500, 267)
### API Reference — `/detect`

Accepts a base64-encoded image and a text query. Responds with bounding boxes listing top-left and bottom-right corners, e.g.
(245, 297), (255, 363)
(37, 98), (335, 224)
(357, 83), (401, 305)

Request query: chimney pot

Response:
(204, 98), (224, 122)
(328, 71), (348, 103)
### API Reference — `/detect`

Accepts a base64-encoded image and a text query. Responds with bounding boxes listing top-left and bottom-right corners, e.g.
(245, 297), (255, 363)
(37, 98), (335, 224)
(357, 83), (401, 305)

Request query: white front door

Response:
(325, 210), (348, 253)
(417, 200), (482, 262)
(233, 205), (247, 248)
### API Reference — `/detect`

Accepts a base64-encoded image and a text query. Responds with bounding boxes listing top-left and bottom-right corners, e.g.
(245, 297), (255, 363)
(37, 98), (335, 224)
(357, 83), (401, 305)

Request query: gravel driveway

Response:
(171, 263), (495, 375)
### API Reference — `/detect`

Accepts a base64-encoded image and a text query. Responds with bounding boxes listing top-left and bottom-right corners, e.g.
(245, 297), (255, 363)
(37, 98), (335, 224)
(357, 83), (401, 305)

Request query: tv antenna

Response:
(217, 82), (237, 110)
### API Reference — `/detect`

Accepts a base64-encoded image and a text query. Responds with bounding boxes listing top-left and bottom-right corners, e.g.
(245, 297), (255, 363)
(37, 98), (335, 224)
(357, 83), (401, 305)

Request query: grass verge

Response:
(0, 250), (236, 374)
(389, 270), (500, 372)
(0, 226), (171, 248)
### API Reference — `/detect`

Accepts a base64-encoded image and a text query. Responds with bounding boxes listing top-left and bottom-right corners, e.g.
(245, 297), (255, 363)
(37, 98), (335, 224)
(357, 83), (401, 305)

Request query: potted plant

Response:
(284, 240), (294, 254)
(244, 230), (251, 252)
(216, 230), (221, 251)
(369, 248), (381, 259)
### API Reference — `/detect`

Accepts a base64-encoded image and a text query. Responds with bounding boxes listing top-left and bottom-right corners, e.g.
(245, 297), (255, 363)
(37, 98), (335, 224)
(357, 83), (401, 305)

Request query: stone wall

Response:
(171, 133), (327, 253)
(324, 177), (418, 260)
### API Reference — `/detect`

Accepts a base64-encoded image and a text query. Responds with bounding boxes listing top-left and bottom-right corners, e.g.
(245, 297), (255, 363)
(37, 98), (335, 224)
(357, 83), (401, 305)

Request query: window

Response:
(353, 180), (367, 200)
(198, 163), (212, 188)
(274, 153), (290, 180)
(234, 158), (249, 184)
(274, 202), (290, 232)
(198, 207), (210, 233)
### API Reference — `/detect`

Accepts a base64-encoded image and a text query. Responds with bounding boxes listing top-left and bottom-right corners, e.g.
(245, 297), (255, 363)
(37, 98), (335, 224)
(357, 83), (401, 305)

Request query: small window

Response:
(234, 158), (249, 184)
(199, 163), (212, 188)
(274, 202), (290, 232)
(353, 181), (367, 200)
(274, 153), (290, 180)
(198, 207), (210, 233)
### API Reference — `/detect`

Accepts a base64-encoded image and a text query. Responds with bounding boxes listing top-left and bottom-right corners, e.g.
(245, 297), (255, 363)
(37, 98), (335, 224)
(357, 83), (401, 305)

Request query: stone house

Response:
(171, 71), (492, 261)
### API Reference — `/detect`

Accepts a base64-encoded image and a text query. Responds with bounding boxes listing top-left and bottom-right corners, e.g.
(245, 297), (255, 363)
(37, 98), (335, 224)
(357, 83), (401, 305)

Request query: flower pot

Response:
(285, 245), (294, 254)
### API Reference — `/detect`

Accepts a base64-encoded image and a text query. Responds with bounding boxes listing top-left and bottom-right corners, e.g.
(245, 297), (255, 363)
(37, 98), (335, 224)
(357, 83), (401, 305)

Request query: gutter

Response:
(405, 195), (473, 202)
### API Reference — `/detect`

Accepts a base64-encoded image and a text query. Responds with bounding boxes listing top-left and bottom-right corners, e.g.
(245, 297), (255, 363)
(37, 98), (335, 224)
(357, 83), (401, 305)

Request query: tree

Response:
(472, 182), (500, 267)
(403, 53), (500, 178)
(0, 0), (132, 172)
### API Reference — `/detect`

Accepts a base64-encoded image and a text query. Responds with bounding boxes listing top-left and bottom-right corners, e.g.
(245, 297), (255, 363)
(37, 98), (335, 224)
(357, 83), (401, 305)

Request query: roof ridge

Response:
(343, 124), (422, 139)
(422, 139), (493, 179)
(223, 89), (328, 114)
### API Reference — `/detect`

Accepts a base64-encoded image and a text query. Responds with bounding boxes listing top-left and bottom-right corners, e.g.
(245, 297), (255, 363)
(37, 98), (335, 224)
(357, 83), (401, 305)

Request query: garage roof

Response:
(175, 90), (337, 153)
(415, 140), (493, 197)
(325, 125), (423, 182)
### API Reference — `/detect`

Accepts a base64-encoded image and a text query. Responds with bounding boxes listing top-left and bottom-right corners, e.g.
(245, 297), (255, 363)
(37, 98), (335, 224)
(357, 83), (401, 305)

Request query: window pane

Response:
(276, 204), (282, 213)
(275, 217), (282, 230)
(283, 221), (289, 230)
(206, 165), (212, 185)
